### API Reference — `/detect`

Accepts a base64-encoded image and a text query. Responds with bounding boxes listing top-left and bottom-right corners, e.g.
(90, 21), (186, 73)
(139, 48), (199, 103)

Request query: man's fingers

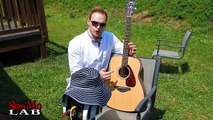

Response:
(103, 75), (111, 81)
(102, 71), (113, 82)
(132, 48), (137, 53)
(101, 68), (107, 72)
(104, 71), (113, 78)
(106, 70), (114, 74)
(128, 42), (134, 45)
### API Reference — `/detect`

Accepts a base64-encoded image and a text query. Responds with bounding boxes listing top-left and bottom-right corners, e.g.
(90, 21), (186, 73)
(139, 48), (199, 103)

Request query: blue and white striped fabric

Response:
(64, 67), (111, 107)
(63, 95), (102, 120)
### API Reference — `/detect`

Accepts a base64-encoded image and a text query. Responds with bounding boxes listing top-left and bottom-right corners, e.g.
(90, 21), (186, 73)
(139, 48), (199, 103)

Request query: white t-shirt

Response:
(68, 30), (123, 75)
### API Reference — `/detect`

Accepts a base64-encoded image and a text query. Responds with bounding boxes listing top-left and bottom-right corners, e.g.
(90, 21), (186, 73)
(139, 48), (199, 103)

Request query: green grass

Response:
(1, 1), (213, 120)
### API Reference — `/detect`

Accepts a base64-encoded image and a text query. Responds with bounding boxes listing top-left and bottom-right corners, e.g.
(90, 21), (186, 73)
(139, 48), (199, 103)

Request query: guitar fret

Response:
(121, 2), (135, 69)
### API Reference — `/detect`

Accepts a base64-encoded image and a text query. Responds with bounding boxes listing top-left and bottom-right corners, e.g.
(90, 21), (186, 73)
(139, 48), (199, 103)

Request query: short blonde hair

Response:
(88, 6), (108, 21)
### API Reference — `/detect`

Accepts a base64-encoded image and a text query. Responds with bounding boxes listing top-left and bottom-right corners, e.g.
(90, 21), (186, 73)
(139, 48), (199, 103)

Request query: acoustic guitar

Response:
(106, 0), (145, 112)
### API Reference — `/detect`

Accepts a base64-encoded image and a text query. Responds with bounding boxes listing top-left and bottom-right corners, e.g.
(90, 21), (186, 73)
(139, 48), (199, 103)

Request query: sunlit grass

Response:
(1, 2), (212, 120)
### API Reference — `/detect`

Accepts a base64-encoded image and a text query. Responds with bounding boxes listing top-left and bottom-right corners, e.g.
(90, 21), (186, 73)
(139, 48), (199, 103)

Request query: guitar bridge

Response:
(115, 86), (131, 92)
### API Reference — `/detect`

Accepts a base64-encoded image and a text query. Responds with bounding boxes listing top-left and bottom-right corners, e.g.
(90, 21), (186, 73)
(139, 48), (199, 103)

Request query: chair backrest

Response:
(140, 58), (156, 95)
(140, 57), (161, 106)
(180, 30), (192, 58)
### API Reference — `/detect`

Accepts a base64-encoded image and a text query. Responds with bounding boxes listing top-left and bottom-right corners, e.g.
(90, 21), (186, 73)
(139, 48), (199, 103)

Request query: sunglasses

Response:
(91, 21), (106, 28)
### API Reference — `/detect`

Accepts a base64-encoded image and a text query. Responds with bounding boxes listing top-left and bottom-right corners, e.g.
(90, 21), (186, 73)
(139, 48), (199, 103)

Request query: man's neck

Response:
(87, 30), (102, 41)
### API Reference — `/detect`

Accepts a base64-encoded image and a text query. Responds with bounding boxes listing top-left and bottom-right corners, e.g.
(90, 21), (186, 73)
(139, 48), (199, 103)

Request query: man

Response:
(63, 6), (137, 120)
(68, 6), (136, 83)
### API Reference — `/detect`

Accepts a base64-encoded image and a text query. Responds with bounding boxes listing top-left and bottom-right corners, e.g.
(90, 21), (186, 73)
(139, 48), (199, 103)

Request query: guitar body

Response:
(106, 55), (144, 112)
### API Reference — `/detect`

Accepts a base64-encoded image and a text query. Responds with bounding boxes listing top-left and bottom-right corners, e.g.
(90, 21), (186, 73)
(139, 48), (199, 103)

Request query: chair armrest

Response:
(156, 43), (185, 49)
(135, 86), (157, 112)
(157, 39), (182, 44)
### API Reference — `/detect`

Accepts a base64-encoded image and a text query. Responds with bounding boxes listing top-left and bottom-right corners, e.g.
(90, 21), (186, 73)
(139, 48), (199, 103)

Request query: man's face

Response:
(87, 12), (107, 39)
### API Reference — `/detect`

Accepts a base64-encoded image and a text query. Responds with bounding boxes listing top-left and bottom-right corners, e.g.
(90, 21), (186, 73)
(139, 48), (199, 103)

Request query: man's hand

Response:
(99, 68), (114, 82)
(128, 42), (137, 56)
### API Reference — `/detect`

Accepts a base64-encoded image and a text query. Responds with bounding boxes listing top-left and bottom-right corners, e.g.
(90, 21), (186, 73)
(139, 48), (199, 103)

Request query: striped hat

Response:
(64, 67), (111, 107)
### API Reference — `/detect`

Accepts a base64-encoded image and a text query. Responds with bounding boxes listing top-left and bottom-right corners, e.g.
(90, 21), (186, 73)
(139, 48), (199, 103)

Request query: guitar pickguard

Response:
(125, 65), (136, 87)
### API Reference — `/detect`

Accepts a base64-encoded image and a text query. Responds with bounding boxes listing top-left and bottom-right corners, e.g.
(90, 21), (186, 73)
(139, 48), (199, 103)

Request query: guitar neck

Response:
(122, 16), (132, 68)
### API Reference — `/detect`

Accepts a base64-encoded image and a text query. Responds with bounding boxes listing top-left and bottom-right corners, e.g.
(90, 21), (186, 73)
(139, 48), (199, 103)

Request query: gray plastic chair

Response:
(96, 57), (161, 120)
(151, 30), (191, 79)
(152, 30), (191, 59)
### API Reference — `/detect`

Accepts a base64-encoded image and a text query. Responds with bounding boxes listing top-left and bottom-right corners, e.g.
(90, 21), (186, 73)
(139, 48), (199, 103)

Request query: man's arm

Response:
(112, 34), (136, 56)
(68, 40), (83, 75)
(112, 34), (124, 54)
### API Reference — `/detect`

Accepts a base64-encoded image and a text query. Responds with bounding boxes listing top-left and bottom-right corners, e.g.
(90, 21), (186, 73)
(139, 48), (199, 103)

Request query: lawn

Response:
(0, 1), (213, 120)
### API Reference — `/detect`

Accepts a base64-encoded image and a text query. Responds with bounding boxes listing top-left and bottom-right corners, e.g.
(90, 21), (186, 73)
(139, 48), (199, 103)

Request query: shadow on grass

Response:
(0, 40), (67, 67)
(0, 46), (40, 67)
(47, 40), (67, 56)
(160, 62), (190, 74)
(159, 62), (190, 79)
(0, 41), (67, 119)
(149, 108), (166, 120)
(0, 68), (48, 120)
(0, 40), (67, 119)
(180, 62), (190, 74)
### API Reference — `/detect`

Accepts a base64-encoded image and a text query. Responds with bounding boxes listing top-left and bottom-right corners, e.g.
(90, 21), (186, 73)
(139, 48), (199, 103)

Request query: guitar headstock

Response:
(126, 0), (136, 17)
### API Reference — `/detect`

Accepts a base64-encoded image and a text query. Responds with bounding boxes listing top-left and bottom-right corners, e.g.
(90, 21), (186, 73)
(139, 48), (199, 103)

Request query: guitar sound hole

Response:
(119, 67), (130, 78)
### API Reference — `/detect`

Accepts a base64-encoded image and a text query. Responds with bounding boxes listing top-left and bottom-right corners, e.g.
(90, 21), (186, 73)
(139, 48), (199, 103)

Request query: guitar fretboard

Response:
(122, 16), (132, 68)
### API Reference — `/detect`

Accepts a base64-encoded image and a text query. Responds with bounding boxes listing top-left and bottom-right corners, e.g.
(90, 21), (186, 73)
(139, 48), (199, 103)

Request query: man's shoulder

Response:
(103, 31), (114, 36)
(102, 31), (115, 40)
(69, 31), (88, 43)
(73, 31), (87, 40)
